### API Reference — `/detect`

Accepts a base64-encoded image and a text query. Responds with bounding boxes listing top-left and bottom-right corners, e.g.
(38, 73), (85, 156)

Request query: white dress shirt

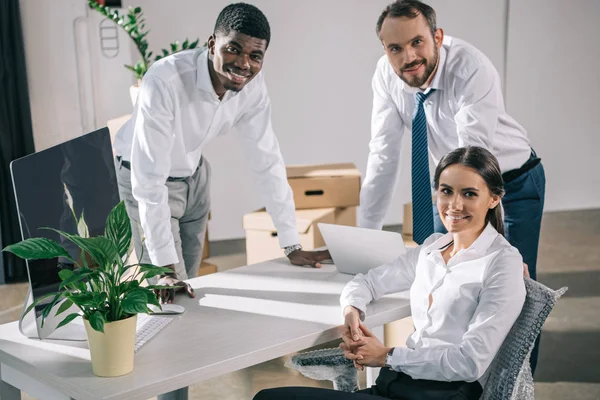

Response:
(113, 49), (299, 266)
(340, 223), (526, 384)
(360, 36), (532, 229)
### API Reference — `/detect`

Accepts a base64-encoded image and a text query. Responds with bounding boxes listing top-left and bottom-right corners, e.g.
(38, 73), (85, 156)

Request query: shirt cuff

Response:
(277, 228), (300, 249)
(147, 243), (179, 267)
(389, 346), (409, 372)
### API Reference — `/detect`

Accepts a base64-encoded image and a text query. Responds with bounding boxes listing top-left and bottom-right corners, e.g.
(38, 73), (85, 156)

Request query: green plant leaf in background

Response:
(105, 201), (132, 259)
(88, 311), (106, 333)
(121, 290), (150, 314)
(2, 238), (73, 261)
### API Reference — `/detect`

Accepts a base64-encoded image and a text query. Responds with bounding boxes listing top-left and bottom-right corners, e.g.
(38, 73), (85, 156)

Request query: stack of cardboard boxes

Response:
(243, 163), (361, 265)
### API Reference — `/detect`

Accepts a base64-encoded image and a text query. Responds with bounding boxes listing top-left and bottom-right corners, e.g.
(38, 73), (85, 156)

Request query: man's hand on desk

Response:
(287, 249), (331, 268)
(155, 265), (195, 304)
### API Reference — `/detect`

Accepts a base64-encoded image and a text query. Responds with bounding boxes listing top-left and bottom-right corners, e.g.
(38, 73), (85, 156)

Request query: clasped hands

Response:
(339, 306), (392, 371)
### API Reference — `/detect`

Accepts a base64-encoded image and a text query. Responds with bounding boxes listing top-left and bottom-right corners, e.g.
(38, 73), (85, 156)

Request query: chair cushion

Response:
(481, 278), (567, 400)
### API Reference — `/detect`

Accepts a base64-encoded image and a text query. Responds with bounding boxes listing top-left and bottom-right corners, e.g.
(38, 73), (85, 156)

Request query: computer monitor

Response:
(10, 127), (120, 340)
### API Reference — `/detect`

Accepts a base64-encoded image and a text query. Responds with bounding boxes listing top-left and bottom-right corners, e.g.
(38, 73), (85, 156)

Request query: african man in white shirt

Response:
(357, 0), (545, 373)
(114, 5), (329, 398)
(255, 147), (525, 400)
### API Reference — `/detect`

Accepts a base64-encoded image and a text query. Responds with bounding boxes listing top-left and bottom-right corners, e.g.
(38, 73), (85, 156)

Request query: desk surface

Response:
(0, 259), (410, 400)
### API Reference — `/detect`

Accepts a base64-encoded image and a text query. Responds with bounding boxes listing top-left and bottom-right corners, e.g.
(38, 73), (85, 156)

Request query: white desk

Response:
(0, 259), (410, 400)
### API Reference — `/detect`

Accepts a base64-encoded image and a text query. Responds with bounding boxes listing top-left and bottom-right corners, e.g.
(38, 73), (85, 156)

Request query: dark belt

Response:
(116, 156), (202, 182)
(501, 149), (541, 184)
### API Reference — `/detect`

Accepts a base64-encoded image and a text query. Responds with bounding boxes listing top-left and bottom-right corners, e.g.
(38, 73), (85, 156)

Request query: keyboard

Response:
(135, 313), (174, 352)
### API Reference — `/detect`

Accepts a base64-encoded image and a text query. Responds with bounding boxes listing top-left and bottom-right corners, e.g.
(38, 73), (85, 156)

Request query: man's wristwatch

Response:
(284, 244), (302, 257)
(384, 347), (395, 369)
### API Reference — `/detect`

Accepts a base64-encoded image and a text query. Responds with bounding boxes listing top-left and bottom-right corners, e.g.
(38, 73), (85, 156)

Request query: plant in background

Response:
(87, 0), (203, 81)
(2, 201), (171, 333)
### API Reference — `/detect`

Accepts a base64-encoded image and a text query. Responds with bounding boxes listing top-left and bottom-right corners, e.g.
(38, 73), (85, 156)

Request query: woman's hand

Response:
(339, 306), (363, 369)
(340, 322), (390, 369)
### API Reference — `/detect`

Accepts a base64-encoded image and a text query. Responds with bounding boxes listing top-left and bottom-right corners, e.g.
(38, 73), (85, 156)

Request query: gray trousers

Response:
(116, 157), (211, 400)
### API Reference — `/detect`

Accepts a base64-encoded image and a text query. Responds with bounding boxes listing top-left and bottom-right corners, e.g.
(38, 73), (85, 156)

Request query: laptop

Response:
(318, 223), (407, 275)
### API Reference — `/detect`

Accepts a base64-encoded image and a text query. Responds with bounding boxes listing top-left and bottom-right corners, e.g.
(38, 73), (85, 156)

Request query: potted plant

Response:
(87, 0), (203, 105)
(2, 201), (172, 377)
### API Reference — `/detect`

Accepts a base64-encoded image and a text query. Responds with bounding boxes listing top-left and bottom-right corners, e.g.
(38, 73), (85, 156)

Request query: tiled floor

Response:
(1, 209), (599, 399)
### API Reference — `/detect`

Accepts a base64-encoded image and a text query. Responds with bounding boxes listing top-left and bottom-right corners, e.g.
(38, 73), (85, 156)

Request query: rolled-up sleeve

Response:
(340, 244), (422, 319)
(234, 75), (299, 248)
(130, 76), (178, 267)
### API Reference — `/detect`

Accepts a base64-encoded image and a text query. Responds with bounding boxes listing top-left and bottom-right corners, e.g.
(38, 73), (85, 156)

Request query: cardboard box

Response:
(243, 206), (356, 265)
(198, 261), (217, 276)
(286, 163), (361, 210)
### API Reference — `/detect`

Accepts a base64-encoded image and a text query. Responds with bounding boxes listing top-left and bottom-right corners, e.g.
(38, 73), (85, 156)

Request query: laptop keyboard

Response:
(135, 313), (174, 352)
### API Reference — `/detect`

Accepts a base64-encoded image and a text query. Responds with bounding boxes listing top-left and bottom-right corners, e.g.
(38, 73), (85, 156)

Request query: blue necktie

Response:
(411, 90), (436, 245)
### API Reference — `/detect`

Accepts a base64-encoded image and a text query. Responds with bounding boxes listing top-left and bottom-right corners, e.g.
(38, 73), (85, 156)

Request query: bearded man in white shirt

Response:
(358, 0), (545, 373)
(114, 2), (328, 320)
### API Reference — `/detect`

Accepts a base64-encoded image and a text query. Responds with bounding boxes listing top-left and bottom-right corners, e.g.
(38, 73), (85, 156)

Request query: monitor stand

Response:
(18, 287), (87, 341)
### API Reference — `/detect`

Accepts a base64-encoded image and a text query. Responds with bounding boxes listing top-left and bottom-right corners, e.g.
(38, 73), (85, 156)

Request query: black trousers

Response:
(254, 368), (483, 400)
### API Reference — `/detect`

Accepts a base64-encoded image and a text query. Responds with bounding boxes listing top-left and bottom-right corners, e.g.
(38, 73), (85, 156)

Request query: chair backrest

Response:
(480, 278), (567, 400)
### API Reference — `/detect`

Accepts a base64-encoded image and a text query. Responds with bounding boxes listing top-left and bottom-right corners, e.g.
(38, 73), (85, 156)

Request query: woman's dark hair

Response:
(433, 146), (505, 236)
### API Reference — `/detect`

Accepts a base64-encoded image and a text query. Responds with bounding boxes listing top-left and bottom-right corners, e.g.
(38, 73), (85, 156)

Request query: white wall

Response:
(506, 0), (600, 211)
(21, 1), (598, 241)
(124, 0), (508, 240)
(20, 0), (133, 151)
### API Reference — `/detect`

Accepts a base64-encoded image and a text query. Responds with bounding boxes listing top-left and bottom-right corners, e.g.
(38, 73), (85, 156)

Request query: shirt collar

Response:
(196, 49), (215, 92)
(196, 49), (240, 100)
(425, 222), (500, 260)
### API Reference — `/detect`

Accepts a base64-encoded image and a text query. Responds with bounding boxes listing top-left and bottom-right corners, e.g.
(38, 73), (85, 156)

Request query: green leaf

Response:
(23, 292), (59, 318)
(170, 41), (179, 52)
(162, 49), (169, 57)
(59, 268), (97, 290)
(121, 290), (150, 314)
(67, 292), (94, 310)
(144, 288), (161, 307)
(88, 311), (105, 333)
(46, 230), (119, 269)
(105, 201), (132, 259)
(189, 39), (200, 49)
(56, 313), (80, 330)
(138, 264), (173, 281)
(58, 268), (74, 281)
(41, 293), (63, 326)
(182, 39), (189, 49)
(55, 298), (73, 316)
(3, 238), (72, 261)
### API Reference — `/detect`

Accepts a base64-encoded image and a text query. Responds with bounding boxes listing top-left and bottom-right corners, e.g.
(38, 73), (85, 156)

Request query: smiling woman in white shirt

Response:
(253, 146), (526, 400)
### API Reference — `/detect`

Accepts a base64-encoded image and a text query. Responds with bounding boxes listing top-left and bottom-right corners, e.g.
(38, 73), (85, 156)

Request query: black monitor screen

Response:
(10, 127), (120, 319)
